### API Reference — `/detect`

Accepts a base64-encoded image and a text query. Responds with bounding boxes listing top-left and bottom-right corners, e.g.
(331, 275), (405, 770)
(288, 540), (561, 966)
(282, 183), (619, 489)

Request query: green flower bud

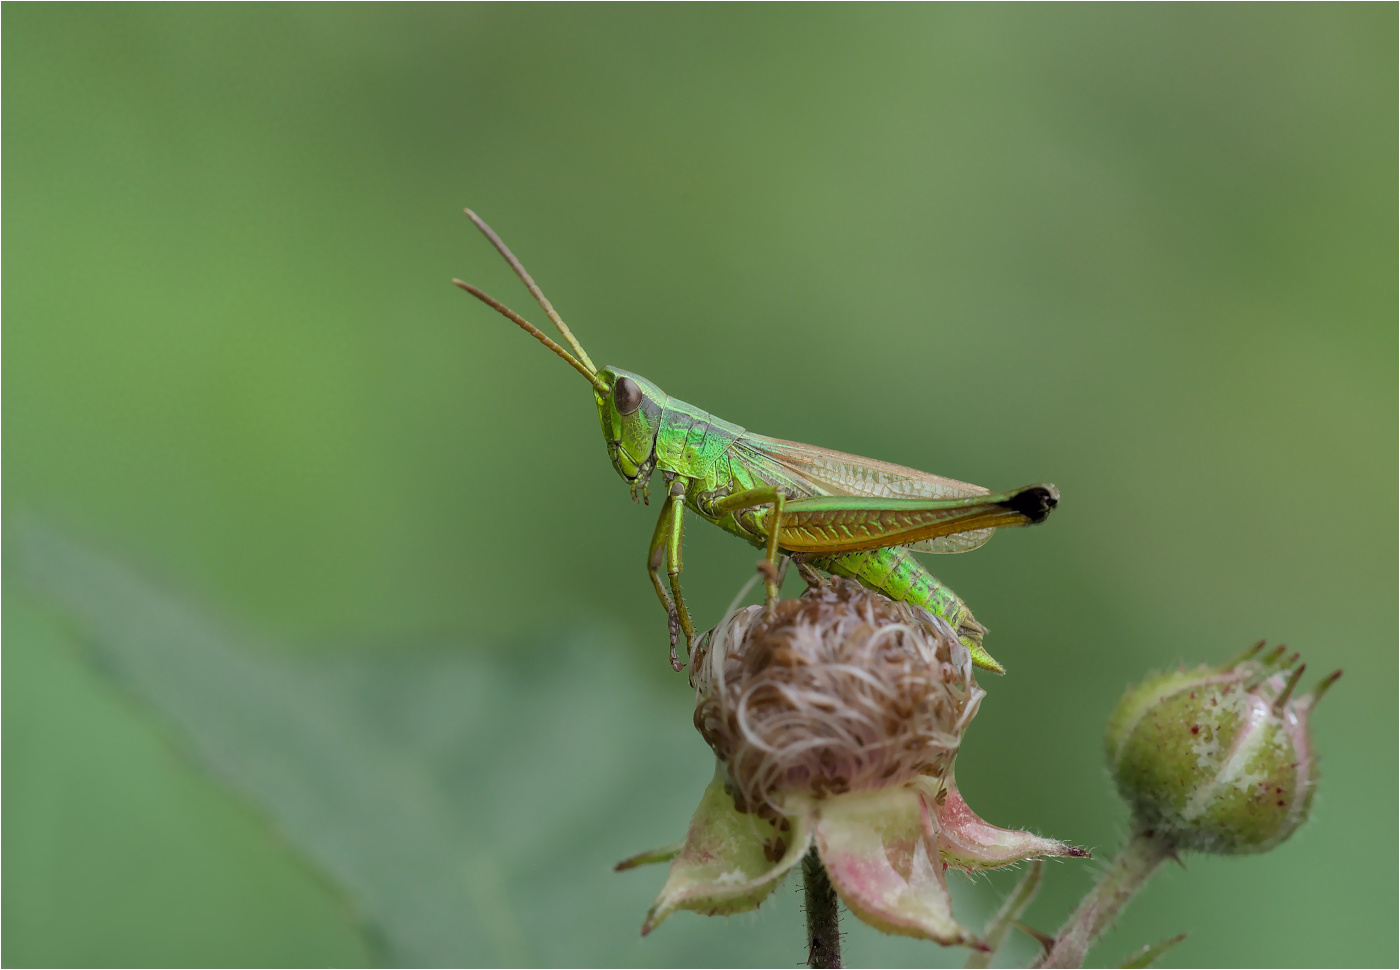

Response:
(1105, 642), (1340, 854)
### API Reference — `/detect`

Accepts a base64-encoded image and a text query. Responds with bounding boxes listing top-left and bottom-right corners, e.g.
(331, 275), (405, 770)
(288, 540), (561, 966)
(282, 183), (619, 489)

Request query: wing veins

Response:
(732, 433), (997, 555)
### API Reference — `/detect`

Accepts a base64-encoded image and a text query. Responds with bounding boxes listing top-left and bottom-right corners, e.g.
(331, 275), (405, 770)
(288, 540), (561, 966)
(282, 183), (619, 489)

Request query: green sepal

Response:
(641, 764), (810, 935)
(614, 842), (684, 871)
(1118, 933), (1188, 968)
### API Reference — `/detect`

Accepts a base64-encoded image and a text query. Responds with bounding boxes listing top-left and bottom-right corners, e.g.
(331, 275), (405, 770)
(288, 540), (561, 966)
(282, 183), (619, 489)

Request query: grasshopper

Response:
(454, 210), (1057, 673)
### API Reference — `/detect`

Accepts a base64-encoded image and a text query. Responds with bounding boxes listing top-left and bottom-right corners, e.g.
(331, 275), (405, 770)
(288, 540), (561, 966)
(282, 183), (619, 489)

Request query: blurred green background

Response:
(4, 4), (1395, 967)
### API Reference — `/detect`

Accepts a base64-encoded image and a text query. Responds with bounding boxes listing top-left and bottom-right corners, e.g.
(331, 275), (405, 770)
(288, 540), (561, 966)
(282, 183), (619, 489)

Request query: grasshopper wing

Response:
(731, 434), (995, 554)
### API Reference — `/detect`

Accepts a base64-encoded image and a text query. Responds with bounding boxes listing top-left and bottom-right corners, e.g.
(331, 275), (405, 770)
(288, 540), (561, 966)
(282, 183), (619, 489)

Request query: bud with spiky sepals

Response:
(1036, 644), (1341, 969)
(620, 577), (1087, 948)
(1106, 641), (1341, 855)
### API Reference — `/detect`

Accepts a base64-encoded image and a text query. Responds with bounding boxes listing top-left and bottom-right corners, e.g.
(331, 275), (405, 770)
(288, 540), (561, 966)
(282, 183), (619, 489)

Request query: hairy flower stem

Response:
(965, 860), (1043, 969)
(1036, 830), (1173, 968)
(802, 847), (842, 969)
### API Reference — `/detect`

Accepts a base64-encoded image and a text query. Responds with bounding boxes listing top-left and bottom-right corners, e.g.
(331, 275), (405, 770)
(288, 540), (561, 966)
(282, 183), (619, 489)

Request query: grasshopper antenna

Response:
(464, 209), (598, 374)
(453, 279), (610, 395)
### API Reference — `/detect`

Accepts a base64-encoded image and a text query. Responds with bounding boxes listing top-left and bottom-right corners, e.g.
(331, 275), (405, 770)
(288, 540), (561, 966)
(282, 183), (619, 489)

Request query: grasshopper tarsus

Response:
(794, 559), (827, 589)
(756, 558), (783, 606)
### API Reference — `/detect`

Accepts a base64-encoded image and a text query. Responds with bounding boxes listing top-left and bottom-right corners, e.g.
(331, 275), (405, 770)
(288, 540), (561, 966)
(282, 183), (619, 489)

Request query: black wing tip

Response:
(998, 484), (1059, 524)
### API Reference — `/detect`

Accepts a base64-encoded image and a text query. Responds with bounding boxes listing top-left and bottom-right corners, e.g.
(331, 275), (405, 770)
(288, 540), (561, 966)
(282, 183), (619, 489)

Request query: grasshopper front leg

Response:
(648, 477), (695, 670)
(710, 486), (788, 605)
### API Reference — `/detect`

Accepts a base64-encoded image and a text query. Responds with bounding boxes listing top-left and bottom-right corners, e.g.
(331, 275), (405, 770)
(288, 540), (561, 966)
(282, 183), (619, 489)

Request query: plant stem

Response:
(965, 860), (1044, 969)
(802, 847), (842, 969)
(1035, 830), (1173, 969)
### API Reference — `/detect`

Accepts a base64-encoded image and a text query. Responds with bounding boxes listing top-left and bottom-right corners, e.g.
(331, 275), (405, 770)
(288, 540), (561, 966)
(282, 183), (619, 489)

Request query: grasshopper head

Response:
(595, 366), (667, 503)
(454, 211), (668, 502)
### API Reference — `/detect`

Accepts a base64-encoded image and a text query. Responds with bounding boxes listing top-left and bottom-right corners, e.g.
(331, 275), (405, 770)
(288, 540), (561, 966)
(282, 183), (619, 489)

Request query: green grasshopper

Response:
(454, 210), (1057, 673)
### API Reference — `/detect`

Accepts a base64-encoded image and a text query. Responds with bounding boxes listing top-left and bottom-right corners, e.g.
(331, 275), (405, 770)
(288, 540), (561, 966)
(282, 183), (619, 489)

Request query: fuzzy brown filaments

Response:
(635, 576), (1083, 947)
(691, 578), (984, 818)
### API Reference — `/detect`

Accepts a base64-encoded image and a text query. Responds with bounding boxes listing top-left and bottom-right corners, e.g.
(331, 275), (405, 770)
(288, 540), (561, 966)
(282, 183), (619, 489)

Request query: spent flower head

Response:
(625, 578), (1086, 947)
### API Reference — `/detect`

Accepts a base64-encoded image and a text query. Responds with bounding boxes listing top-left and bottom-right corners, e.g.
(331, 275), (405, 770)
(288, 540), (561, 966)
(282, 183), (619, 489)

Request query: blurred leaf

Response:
(11, 522), (707, 966)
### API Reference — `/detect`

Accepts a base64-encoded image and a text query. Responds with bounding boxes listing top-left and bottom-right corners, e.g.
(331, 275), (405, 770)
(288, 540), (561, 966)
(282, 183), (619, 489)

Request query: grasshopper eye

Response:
(614, 376), (643, 415)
